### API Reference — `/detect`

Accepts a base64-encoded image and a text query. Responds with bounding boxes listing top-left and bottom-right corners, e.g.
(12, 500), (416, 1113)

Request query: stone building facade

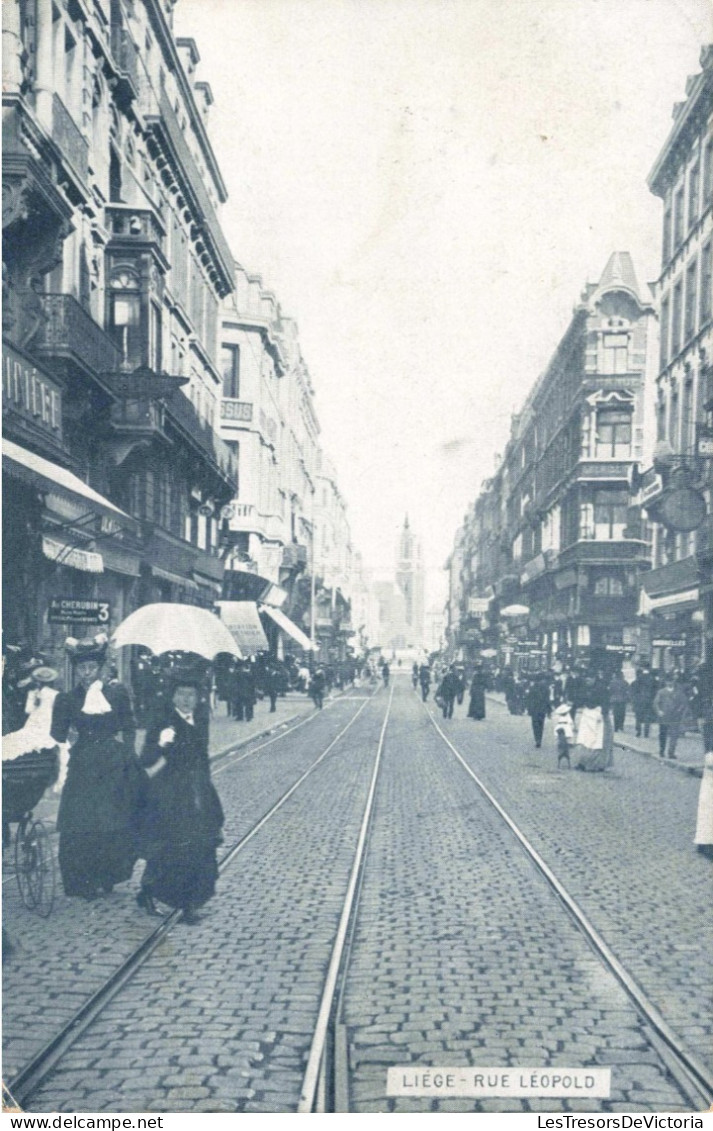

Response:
(638, 45), (713, 671)
(447, 253), (656, 674)
(3, 0), (237, 675)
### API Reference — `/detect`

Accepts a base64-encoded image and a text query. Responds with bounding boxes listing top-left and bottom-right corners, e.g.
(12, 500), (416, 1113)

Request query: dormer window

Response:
(601, 332), (628, 374)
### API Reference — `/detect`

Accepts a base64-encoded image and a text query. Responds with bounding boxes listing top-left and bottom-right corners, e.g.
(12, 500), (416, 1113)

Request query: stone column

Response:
(2, 0), (24, 93)
(34, 0), (54, 129)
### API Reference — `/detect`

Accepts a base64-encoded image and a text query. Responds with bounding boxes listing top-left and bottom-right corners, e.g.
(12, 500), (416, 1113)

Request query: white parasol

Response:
(500, 604), (530, 618)
(480, 648), (498, 658)
(112, 603), (242, 660)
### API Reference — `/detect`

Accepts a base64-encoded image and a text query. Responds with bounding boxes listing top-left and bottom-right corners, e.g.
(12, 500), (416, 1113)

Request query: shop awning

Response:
(2, 439), (138, 529)
(42, 535), (103, 573)
(215, 601), (269, 653)
(259, 604), (318, 652)
(151, 565), (198, 590)
(639, 587), (700, 615)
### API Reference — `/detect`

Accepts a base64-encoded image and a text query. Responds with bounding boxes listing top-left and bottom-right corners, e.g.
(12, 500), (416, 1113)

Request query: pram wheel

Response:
(14, 818), (55, 917)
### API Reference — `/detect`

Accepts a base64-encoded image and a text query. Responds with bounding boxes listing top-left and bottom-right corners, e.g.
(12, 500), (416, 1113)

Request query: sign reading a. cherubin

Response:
(48, 598), (110, 625)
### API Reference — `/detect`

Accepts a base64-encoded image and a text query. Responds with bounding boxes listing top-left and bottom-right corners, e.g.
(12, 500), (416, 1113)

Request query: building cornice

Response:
(648, 46), (713, 198)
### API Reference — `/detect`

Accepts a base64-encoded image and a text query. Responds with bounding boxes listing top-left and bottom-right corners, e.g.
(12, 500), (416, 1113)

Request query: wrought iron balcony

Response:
(105, 204), (164, 249)
(110, 397), (167, 438)
(52, 95), (88, 184)
(164, 390), (238, 490)
(111, 25), (140, 105)
(34, 295), (121, 381)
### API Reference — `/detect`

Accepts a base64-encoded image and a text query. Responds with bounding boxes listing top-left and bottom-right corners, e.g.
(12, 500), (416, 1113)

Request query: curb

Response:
(209, 707), (310, 762)
(207, 690), (347, 763)
(614, 738), (703, 779)
(487, 694), (704, 779)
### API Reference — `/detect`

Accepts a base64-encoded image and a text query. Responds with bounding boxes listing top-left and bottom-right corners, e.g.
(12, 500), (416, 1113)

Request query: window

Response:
(593, 575), (624, 597)
(662, 207), (672, 263)
(685, 260), (698, 342)
(700, 241), (712, 326)
(673, 188), (684, 248)
(671, 280), (683, 357)
(681, 378), (694, 455)
(660, 296), (670, 369)
(593, 489), (628, 540)
(704, 141), (713, 210)
(109, 149), (122, 203)
(688, 162), (700, 228)
(149, 301), (162, 372)
(108, 270), (141, 369)
(595, 408), (632, 457)
(221, 344), (240, 398)
(601, 333), (628, 374)
(669, 386), (679, 447)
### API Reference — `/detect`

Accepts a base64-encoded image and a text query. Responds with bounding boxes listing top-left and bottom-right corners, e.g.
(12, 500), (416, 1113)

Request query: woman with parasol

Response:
(111, 604), (239, 923)
(136, 663), (224, 923)
(51, 634), (141, 899)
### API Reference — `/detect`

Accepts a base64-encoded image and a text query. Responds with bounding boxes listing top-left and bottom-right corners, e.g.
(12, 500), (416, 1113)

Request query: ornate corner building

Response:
(448, 253), (656, 673)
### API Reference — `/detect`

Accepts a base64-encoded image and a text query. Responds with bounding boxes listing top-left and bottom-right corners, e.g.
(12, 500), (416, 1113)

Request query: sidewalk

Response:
(486, 692), (705, 778)
(30, 691), (323, 829)
(136, 690), (319, 762)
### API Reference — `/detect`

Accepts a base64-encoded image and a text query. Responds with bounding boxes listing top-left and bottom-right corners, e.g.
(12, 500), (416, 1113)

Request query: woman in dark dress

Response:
(51, 635), (140, 899)
(467, 665), (487, 720)
(137, 674), (224, 924)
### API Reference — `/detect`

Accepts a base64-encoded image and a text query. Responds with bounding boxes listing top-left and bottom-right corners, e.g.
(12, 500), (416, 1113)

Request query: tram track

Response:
(7, 679), (708, 1113)
(294, 683), (711, 1113)
(5, 687), (379, 1111)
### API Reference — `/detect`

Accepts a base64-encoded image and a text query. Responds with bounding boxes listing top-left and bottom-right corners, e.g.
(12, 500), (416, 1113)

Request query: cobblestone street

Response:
(4, 677), (708, 1114)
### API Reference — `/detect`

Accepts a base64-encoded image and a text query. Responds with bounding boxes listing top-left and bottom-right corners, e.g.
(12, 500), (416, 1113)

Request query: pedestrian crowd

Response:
(1, 637), (360, 927)
(411, 653), (713, 859)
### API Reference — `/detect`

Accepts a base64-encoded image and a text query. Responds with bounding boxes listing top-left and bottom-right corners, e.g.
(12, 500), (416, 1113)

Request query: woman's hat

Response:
(65, 633), (109, 664)
(31, 666), (58, 684)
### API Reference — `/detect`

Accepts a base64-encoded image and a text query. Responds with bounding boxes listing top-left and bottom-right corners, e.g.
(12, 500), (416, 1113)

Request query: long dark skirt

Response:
(59, 830), (137, 897)
(141, 840), (218, 910)
(57, 737), (141, 897)
(468, 688), (486, 719)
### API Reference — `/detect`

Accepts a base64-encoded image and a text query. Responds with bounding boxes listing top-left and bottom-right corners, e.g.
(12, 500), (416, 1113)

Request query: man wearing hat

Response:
(136, 668), (224, 923)
(51, 634), (141, 900)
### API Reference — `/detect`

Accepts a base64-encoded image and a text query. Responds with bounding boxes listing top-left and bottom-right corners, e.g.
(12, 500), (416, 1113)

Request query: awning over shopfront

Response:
(638, 586), (700, 616)
(151, 565), (198, 590)
(42, 535), (104, 573)
(215, 601), (269, 653)
(259, 604), (318, 651)
(2, 438), (138, 529)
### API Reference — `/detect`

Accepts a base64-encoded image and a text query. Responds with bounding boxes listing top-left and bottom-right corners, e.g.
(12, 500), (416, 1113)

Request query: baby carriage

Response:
(2, 746), (59, 916)
(552, 702), (574, 769)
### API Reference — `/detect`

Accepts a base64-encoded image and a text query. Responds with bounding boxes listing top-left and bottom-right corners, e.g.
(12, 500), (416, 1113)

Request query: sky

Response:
(176, 0), (712, 607)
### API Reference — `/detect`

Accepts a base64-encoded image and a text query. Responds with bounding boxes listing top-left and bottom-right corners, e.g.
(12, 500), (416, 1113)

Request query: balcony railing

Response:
(35, 295), (121, 378)
(105, 204), (164, 248)
(165, 391), (238, 489)
(111, 25), (140, 102)
(110, 397), (166, 437)
(52, 95), (88, 183)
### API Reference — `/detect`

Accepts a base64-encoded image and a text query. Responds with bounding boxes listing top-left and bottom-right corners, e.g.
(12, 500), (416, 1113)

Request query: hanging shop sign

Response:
(48, 598), (111, 625)
(651, 638), (687, 648)
(657, 486), (707, 533)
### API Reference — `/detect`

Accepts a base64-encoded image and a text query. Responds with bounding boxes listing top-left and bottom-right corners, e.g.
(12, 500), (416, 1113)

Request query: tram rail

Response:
(295, 684), (712, 1113)
(5, 687), (378, 1110)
